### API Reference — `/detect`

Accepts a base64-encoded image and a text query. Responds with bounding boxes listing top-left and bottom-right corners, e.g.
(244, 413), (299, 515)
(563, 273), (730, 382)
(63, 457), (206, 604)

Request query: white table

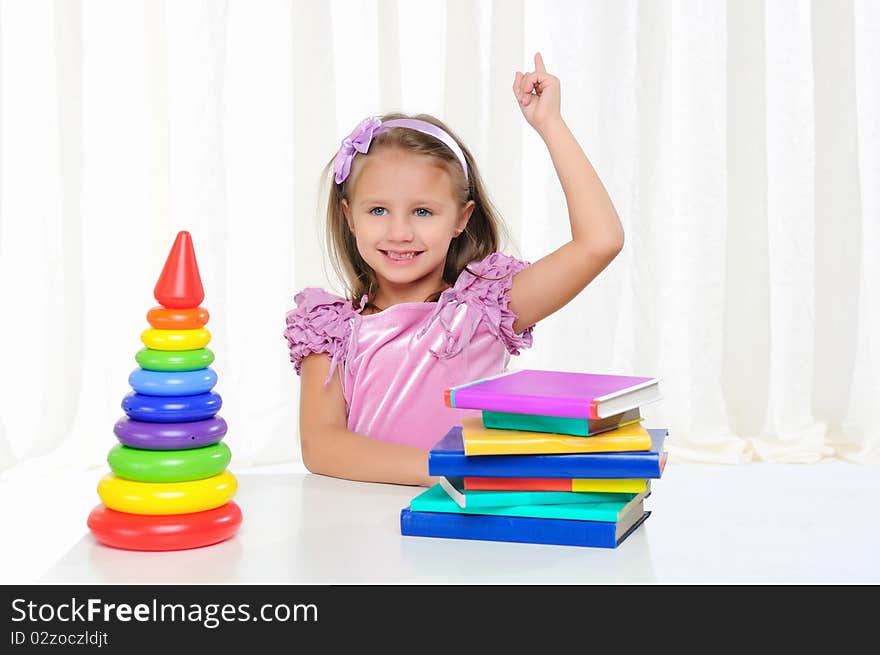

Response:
(35, 460), (880, 585)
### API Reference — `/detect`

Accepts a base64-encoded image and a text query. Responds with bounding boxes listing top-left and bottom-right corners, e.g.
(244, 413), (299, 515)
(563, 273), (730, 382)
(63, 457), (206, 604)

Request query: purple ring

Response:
(113, 416), (228, 450)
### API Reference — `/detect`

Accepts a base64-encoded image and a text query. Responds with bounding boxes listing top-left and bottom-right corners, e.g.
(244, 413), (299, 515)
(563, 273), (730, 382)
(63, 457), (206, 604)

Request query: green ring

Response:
(135, 347), (215, 372)
(108, 442), (231, 483)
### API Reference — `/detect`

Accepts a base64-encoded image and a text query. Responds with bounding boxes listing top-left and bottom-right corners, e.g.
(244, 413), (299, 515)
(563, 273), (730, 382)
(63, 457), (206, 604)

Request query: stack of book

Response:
(400, 369), (666, 548)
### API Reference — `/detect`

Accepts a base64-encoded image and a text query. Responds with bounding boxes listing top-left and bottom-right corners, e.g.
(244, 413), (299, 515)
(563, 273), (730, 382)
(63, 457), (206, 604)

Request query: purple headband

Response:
(332, 117), (469, 185)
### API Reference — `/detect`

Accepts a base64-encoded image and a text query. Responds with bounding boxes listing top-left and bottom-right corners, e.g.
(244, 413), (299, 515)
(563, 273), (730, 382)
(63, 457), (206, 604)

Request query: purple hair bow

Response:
(332, 116), (469, 186)
(333, 116), (382, 184)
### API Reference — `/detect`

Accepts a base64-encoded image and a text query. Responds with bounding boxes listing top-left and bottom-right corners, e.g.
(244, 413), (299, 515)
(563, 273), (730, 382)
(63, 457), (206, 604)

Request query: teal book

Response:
(481, 407), (642, 437)
(439, 476), (636, 509)
(410, 483), (646, 522)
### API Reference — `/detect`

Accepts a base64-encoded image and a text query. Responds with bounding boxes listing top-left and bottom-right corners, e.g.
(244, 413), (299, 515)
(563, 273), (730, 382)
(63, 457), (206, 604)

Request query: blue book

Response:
(428, 427), (667, 479)
(400, 503), (650, 549)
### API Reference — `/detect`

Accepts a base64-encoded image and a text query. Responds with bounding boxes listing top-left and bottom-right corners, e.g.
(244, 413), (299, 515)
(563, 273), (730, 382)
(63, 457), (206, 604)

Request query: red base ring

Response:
(87, 502), (242, 551)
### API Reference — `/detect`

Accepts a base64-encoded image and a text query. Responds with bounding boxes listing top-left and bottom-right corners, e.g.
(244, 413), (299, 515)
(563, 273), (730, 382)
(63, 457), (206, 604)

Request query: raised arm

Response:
(507, 52), (624, 335)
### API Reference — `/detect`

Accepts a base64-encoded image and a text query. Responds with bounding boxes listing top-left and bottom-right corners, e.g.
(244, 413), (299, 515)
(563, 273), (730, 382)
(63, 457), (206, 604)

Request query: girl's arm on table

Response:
(299, 352), (439, 487)
(507, 52), (625, 336)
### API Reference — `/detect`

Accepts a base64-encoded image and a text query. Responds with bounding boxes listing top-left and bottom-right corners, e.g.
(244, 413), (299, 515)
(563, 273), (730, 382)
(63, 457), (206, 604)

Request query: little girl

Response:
(284, 53), (624, 487)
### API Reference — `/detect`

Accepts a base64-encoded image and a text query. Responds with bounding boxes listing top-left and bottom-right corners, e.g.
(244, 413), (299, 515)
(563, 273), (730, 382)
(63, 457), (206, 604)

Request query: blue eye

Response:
(368, 207), (432, 217)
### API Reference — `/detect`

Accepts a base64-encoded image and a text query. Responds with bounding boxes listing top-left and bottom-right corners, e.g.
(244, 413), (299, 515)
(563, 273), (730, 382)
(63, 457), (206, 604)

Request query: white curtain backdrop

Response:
(1, 0), (878, 476)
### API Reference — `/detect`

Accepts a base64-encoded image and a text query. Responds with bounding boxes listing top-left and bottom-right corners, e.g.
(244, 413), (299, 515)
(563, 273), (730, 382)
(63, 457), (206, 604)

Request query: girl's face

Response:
(341, 147), (474, 300)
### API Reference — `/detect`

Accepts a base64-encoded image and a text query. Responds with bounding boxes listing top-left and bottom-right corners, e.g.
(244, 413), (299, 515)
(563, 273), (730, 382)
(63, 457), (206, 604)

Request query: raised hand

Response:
(513, 52), (562, 135)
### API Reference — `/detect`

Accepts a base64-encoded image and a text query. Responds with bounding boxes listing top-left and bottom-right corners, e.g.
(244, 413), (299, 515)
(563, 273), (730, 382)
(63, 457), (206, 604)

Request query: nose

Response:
(386, 212), (414, 242)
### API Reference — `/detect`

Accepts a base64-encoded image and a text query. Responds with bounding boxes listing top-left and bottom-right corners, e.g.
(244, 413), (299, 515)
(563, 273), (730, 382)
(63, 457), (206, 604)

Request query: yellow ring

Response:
(97, 470), (237, 515)
(141, 328), (211, 351)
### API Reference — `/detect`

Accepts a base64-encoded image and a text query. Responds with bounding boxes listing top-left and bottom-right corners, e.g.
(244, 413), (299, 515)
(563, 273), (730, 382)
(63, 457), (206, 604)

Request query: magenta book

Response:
(443, 369), (661, 420)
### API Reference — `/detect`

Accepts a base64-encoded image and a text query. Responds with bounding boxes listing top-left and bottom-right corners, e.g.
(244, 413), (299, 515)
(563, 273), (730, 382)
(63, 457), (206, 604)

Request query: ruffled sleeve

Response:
(283, 287), (367, 386)
(416, 251), (535, 358)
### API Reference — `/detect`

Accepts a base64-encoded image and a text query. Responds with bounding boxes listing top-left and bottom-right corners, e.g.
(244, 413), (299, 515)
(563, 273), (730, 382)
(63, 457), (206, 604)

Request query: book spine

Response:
(428, 451), (663, 479)
(462, 434), (651, 456)
(400, 509), (627, 548)
(449, 389), (591, 418)
(476, 492), (632, 508)
(463, 477), (649, 494)
(444, 369), (521, 408)
(410, 496), (630, 521)
(464, 477), (575, 491)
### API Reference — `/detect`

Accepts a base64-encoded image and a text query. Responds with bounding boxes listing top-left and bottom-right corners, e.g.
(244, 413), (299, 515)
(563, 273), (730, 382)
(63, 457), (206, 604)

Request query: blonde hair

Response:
(322, 112), (511, 310)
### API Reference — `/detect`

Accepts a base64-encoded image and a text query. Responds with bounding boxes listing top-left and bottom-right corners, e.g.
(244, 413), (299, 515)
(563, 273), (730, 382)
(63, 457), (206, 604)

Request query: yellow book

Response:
(460, 416), (651, 456)
(571, 478), (652, 493)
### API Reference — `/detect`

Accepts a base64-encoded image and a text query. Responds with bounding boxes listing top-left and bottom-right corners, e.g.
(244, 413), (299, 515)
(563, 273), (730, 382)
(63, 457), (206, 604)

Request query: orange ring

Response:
(147, 306), (210, 329)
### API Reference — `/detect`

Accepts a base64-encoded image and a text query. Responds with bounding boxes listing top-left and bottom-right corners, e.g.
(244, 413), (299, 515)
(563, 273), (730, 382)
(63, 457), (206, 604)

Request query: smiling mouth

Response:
(380, 250), (423, 260)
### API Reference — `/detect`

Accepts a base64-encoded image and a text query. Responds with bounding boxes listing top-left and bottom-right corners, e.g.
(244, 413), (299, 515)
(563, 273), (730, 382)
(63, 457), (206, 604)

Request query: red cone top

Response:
(154, 231), (205, 309)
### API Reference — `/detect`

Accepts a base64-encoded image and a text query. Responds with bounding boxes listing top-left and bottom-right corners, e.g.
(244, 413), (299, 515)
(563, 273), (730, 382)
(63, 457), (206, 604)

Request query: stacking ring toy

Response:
(97, 470), (237, 514)
(135, 347), (214, 372)
(87, 501), (242, 551)
(141, 328), (211, 351)
(128, 367), (218, 396)
(147, 306), (210, 330)
(108, 442), (231, 483)
(122, 391), (222, 422)
(113, 416), (227, 449)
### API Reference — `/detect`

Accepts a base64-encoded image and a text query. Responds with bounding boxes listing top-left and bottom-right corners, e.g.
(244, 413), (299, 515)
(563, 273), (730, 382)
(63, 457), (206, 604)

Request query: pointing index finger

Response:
(534, 52), (547, 73)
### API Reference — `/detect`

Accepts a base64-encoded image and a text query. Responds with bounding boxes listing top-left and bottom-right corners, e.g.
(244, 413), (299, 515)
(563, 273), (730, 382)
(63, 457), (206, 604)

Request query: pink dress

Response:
(283, 252), (536, 450)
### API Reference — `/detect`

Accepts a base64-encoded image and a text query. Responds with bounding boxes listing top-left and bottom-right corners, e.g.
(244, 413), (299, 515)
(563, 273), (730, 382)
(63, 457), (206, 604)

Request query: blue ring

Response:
(128, 367), (218, 396)
(122, 391), (222, 422)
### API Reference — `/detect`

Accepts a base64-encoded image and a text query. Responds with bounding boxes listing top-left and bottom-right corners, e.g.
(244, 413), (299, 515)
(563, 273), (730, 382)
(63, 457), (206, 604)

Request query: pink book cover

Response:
(444, 369), (660, 420)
